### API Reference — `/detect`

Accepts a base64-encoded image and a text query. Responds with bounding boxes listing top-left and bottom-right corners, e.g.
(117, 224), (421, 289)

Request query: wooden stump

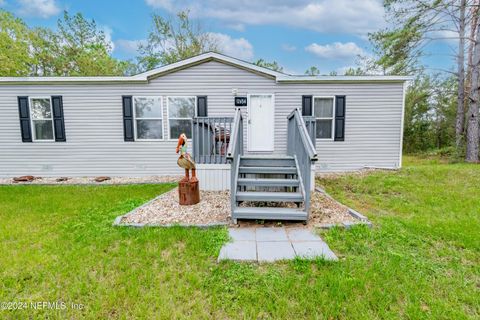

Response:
(178, 180), (200, 205)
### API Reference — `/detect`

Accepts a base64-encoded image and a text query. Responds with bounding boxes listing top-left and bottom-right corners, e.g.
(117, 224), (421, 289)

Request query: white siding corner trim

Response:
(398, 81), (407, 168)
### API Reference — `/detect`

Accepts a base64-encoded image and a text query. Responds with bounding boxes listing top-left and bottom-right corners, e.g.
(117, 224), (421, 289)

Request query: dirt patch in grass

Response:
(121, 188), (353, 227)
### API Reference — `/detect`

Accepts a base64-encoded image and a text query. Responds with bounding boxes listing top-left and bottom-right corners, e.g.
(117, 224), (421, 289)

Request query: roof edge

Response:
(0, 77), (147, 85)
(134, 52), (285, 80)
(277, 75), (413, 83)
(0, 52), (413, 84)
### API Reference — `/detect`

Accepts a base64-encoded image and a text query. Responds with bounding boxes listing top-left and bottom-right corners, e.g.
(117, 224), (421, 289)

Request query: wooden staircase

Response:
(227, 108), (317, 224)
(232, 155), (308, 222)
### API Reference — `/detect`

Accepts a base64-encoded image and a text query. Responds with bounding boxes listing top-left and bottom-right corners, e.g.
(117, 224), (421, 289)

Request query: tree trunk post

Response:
(466, 6), (480, 162)
(178, 181), (200, 205)
(456, 0), (467, 150)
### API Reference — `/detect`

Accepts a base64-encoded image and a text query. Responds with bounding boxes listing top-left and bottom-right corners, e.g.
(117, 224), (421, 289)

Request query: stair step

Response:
(240, 155), (295, 159)
(236, 191), (303, 202)
(233, 207), (307, 221)
(240, 157), (296, 167)
(237, 178), (299, 187)
(239, 166), (297, 174)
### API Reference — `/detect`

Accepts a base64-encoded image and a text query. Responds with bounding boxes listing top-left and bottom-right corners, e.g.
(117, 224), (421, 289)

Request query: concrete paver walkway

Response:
(218, 227), (338, 262)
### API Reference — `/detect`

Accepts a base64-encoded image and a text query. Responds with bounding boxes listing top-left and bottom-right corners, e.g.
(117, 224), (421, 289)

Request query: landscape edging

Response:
(113, 186), (371, 229)
(315, 187), (373, 229)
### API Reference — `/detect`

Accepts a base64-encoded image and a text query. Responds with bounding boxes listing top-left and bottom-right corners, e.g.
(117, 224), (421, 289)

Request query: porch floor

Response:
(218, 227), (338, 262)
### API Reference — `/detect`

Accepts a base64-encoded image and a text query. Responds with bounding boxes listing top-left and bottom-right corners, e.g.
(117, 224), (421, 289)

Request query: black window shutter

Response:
(334, 95), (346, 141)
(51, 96), (66, 142)
(122, 96), (134, 141)
(197, 96), (207, 117)
(18, 96), (32, 142)
(302, 95), (312, 116)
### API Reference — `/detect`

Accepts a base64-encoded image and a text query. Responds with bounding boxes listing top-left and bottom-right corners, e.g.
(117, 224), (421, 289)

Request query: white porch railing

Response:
(192, 117), (234, 164)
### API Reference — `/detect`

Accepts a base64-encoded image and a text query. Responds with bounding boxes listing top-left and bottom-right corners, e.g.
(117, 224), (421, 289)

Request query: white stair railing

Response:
(287, 108), (318, 218)
(226, 108), (244, 214)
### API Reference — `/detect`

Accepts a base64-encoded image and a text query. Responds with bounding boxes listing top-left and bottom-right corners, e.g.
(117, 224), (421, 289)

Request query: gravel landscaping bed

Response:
(309, 190), (355, 225)
(119, 188), (354, 227)
(121, 189), (231, 225)
(0, 175), (181, 185)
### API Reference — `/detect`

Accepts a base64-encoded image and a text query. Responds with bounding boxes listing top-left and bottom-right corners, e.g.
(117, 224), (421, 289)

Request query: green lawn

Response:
(0, 157), (479, 319)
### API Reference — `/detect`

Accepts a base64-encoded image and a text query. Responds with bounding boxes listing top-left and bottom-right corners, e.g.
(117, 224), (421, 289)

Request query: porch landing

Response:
(218, 227), (338, 262)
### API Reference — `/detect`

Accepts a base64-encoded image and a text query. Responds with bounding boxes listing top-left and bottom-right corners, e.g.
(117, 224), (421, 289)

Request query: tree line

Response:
(367, 0), (479, 162)
(0, 10), (132, 76)
(1, 5), (479, 161)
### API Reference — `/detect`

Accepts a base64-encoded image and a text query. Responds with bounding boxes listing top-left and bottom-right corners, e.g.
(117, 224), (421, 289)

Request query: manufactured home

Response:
(0, 52), (410, 221)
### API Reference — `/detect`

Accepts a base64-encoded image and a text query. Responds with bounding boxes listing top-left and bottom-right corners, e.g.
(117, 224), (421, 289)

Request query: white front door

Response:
(247, 94), (274, 151)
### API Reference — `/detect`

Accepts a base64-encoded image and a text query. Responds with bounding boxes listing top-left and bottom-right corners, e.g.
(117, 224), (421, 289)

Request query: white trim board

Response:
(398, 81), (407, 168)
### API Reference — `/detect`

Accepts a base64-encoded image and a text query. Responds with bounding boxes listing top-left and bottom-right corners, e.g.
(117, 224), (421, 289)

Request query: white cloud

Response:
(145, 0), (175, 10)
(227, 23), (246, 32)
(430, 29), (458, 45)
(100, 25), (115, 52)
(208, 32), (254, 60)
(114, 33), (253, 61)
(115, 39), (147, 55)
(305, 42), (365, 59)
(144, 0), (384, 35)
(282, 67), (302, 75)
(282, 44), (297, 52)
(17, 0), (60, 18)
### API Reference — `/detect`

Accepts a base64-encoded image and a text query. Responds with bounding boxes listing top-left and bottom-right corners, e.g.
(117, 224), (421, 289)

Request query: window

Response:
(313, 97), (335, 139)
(168, 96), (196, 139)
(133, 97), (163, 140)
(30, 97), (54, 141)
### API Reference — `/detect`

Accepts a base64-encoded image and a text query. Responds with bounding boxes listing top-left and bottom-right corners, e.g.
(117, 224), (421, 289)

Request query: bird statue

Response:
(175, 133), (198, 183)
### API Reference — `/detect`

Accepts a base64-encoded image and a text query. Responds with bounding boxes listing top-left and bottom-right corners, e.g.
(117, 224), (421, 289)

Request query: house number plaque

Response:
(234, 97), (247, 106)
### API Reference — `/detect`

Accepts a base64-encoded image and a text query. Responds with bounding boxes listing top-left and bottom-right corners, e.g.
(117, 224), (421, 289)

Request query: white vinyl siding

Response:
(0, 60), (405, 176)
(30, 97), (55, 141)
(133, 96), (163, 141)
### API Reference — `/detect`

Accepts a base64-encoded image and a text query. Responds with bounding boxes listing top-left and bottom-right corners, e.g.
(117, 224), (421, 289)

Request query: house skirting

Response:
(196, 164), (231, 191)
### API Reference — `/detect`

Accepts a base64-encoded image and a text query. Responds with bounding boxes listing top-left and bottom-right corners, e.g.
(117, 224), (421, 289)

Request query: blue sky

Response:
(0, 0), (454, 75)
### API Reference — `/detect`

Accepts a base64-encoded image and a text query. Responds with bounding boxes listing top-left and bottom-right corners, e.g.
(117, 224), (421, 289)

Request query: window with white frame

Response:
(167, 96), (196, 139)
(133, 96), (163, 140)
(313, 97), (335, 139)
(30, 97), (55, 141)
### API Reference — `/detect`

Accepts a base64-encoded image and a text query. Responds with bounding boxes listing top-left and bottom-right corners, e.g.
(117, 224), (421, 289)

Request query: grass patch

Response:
(1, 158), (479, 319)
